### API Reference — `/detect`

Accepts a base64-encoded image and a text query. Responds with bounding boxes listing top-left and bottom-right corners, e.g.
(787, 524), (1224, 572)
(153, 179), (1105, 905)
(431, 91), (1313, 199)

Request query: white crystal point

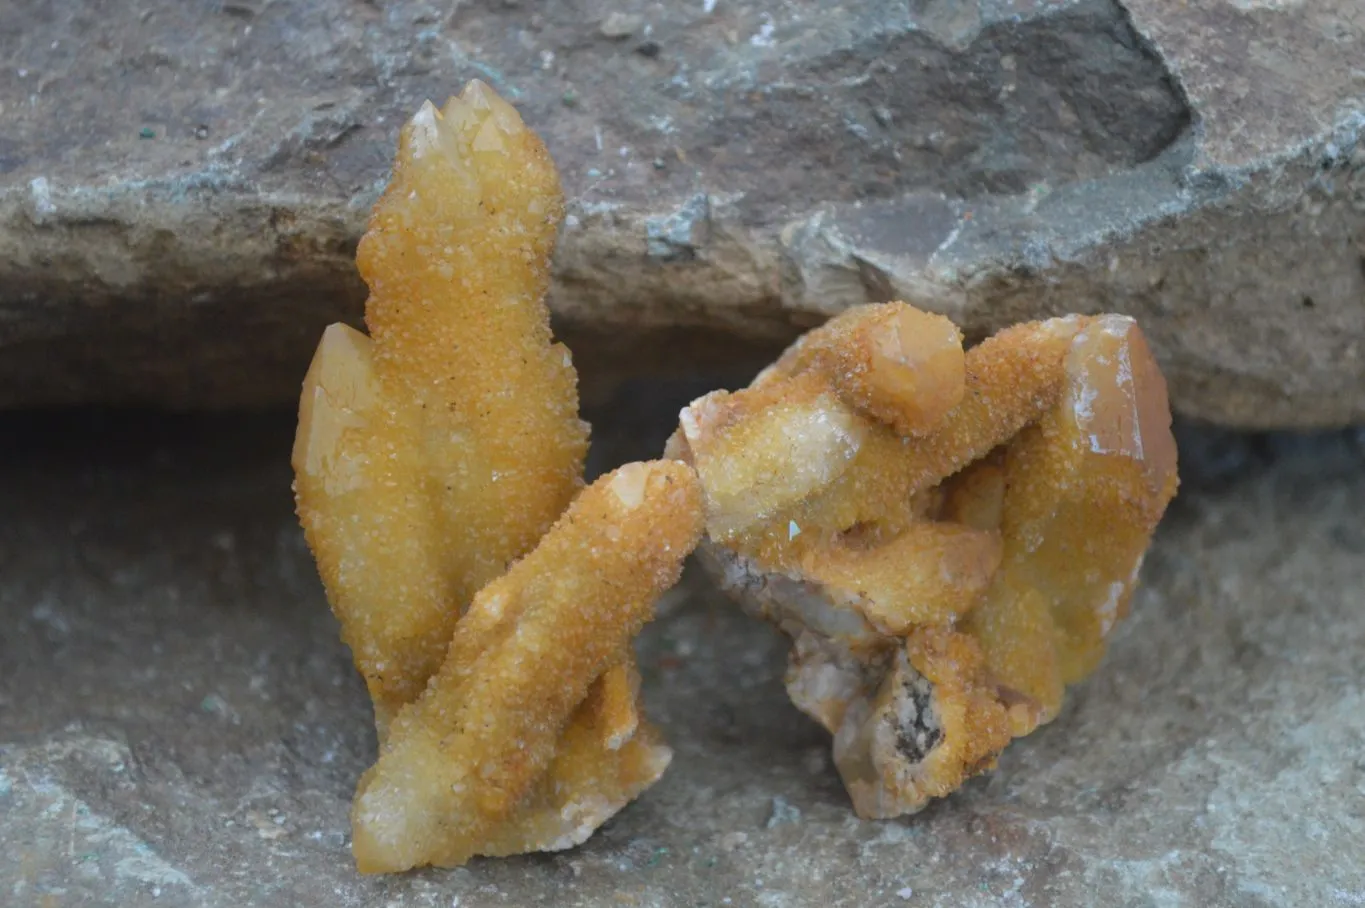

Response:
(406, 99), (442, 160)
(608, 462), (651, 510)
(292, 322), (376, 494)
(447, 79), (526, 138)
(401, 97), (468, 169)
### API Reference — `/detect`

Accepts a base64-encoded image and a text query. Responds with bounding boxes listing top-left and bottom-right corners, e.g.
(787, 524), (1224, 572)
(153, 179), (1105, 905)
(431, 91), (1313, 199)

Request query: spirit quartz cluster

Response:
(292, 80), (1178, 873)
(293, 82), (701, 873)
(667, 304), (1179, 817)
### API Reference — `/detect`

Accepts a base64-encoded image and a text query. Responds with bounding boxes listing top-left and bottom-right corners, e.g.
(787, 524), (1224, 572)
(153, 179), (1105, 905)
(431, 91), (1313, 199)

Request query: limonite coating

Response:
(672, 302), (1178, 818)
(293, 82), (703, 872)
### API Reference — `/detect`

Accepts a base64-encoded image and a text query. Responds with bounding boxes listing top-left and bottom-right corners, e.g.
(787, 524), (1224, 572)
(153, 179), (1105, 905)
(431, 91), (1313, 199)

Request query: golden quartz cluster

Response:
(668, 305), (1179, 817)
(292, 81), (1178, 873)
(292, 82), (701, 873)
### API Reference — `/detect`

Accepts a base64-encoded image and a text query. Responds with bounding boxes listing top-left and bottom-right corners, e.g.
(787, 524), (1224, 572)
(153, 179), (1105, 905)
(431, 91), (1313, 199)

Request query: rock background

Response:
(1, 0), (1363, 425)
(5, 5), (1364, 904)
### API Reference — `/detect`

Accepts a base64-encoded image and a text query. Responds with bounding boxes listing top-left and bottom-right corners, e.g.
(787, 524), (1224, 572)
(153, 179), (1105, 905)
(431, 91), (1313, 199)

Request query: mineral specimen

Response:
(668, 302), (1178, 819)
(293, 82), (702, 871)
(294, 74), (1179, 869)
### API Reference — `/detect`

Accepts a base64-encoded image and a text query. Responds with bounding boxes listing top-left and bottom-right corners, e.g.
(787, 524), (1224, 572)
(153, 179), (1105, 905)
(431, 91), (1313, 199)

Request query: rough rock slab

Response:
(1, 0), (1364, 425)
(2, 405), (1363, 907)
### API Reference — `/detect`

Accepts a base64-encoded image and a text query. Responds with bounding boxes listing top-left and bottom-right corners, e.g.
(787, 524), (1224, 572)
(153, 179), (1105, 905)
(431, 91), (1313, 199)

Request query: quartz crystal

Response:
(293, 82), (702, 872)
(670, 302), (1178, 818)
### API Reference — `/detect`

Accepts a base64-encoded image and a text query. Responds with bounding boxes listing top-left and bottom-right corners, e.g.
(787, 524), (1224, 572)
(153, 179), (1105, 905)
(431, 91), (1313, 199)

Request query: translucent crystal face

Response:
(1064, 316), (1178, 494)
(293, 323), (375, 496)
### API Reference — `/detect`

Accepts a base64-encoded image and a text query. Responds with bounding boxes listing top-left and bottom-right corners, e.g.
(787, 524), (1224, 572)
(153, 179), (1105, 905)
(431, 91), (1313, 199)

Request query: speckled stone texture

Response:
(1, 402), (1362, 907)
(2, 0), (1364, 425)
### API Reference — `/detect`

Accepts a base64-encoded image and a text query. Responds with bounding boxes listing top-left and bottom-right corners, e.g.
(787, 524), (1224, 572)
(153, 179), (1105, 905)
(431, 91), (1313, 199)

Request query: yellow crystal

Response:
(673, 302), (1178, 818)
(293, 82), (702, 872)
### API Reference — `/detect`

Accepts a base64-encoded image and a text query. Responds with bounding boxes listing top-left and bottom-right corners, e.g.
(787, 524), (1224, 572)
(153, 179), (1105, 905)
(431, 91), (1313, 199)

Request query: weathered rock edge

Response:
(1, 0), (1361, 425)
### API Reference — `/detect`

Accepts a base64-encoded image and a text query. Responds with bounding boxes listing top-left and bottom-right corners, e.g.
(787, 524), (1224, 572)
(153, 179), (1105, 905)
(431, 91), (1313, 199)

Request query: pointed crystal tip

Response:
(445, 79), (526, 138)
(399, 82), (527, 167)
(405, 99), (444, 161)
(292, 323), (375, 491)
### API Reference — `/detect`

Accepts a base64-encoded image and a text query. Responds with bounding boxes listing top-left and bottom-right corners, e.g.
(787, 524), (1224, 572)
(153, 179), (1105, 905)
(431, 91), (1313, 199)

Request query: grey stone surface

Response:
(2, 405), (1363, 907)
(1, 0), (1364, 425)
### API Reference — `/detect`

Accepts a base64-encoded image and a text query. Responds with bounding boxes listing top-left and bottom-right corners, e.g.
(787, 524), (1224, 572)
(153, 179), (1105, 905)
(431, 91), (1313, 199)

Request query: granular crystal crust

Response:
(351, 461), (703, 872)
(672, 302), (1178, 818)
(293, 82), (702, 871)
